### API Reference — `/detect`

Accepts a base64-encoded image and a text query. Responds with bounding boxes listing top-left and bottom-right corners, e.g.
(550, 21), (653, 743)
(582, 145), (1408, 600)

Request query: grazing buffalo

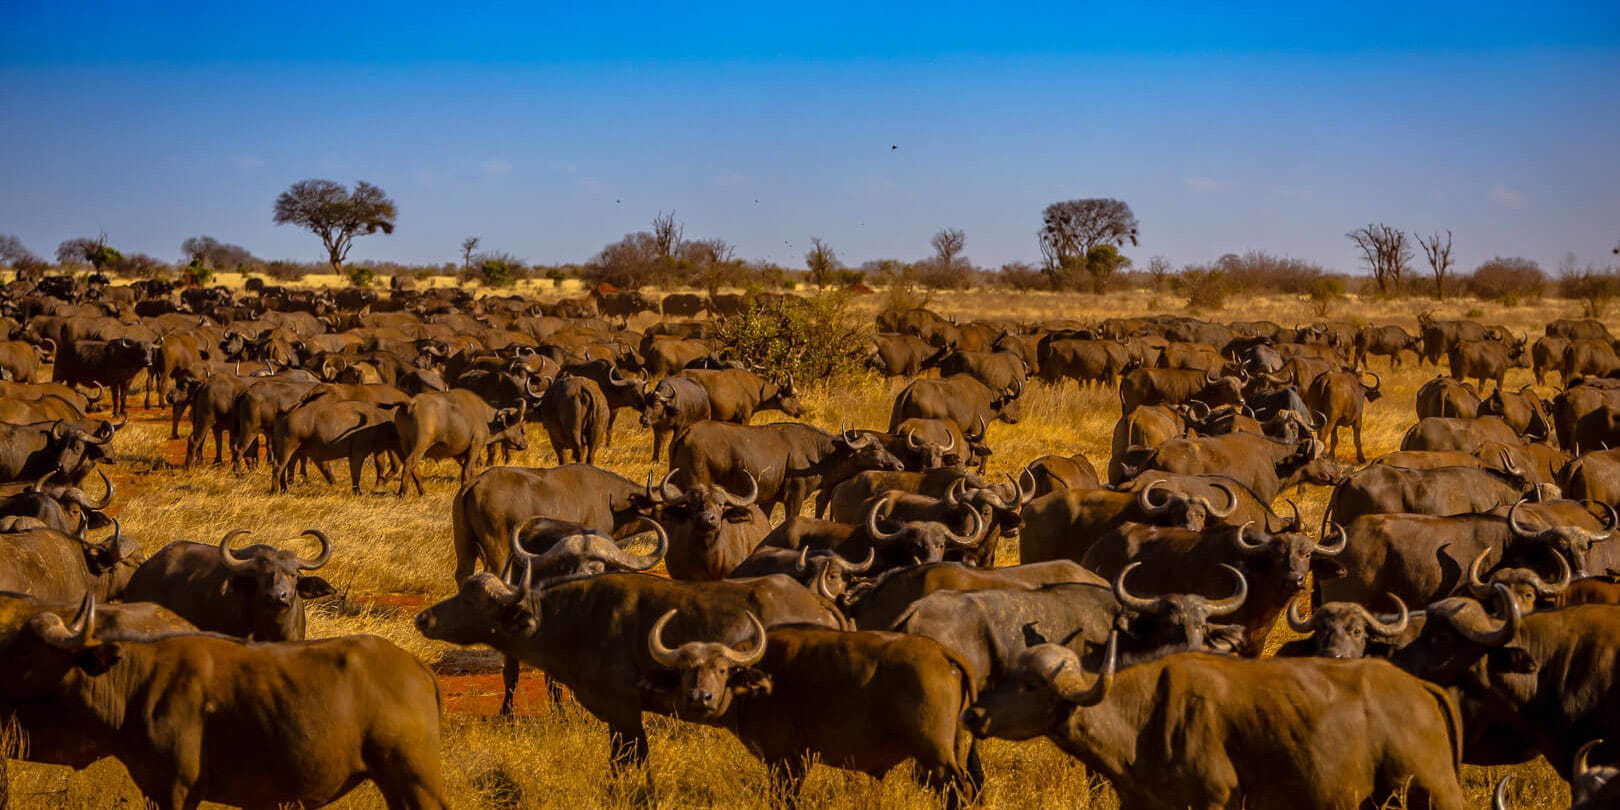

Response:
(671, 421), (905, 520)
(1416, 376), (1483, 419)
(1448, 339), (1521, 394)
(536, 375), (608, 465)
(0, 599), (449, 809)
(1325, 464), (1528, 526)
(840, 560), (1102, 630)
(1121, 432), (1337, 502)
(1018, 478), (1240, 565)
(964, 638), (1466, 810)
(1118, 368), (1242, 415)
(269, 398), (399, 494)
(1305, 369), (1381, 462)
(1355, 324), (1418, 369)
(451, 464), (654, 584)
(1531, 335), (1570, 386)
(51, 337), (154, 416)
(1481, 384), (1553, 442)
(1021, 452), (1100, 496)
(644, 618), (981, 808)
(121, 529), (335, 641)
(937, 349), (1027, 395)
(415, 572), (843, 770)
(1400, 416), (1523, 453)
(672, 367), (800, 423)
(394, 389), (527, 495)
(889, 374), (1022, 434)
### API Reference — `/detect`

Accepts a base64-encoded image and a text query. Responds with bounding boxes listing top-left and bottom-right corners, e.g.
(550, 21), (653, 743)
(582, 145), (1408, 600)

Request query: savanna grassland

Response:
(5, 285), (1592, 809)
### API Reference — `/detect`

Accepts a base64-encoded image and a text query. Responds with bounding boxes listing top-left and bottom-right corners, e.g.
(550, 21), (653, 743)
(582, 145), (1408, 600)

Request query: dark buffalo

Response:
(964, 639), (1466, 810)
(121, 528), (334, 641)
(671, 421), (905, 520)
(0, 419), (113, 486)
(395, 389), (527, 495)
(415, 571), (842, 770)
(639, 376), (711, 462)
(1118, 368), (1242, 415)
(645, 472), (770, 581)
(0, 599), (449, 809)
(888, 374), (1022, 433)
(0, 517), (135, 602)
(536, 375), (608, 465)
(644, 619), (981, 807)
(51, 337), (153, 416)
(1416, 375), (1483, 419)
(672, 367), (800, 423)
(1400, 416), (1524, 453)
(1326, 464), (1528, 526)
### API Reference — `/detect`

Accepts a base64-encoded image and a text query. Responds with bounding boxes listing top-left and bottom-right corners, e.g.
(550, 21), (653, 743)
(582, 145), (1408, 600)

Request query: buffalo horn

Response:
(946, 507), (986, 547)
(218, 529), (256, 574)
(1205, 564), (1249, 617)
(1137, 479), (1173, 515)
(646, 609), (684, 668)
(1111, 562), (1164, 614)
(1466, 548), (1495, 598)
(296, 529), (333, 570)
(1285, 594), (1316, 633)
(1366, 594), (1410, 638)
(721, 471), (759, 507)
(1314, 522), (1348, 556)
(1458, 583), (1521, 646)
(720, 612), (768, 666)
(864, 494), (903, 543)
(1049, 631), (1115, 707)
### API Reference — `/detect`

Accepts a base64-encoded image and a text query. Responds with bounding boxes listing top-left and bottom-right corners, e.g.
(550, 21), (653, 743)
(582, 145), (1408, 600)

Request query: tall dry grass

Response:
(5, 289), (1597, 808)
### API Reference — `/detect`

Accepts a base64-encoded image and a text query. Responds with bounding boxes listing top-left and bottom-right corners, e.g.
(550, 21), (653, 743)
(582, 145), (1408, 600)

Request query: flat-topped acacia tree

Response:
(272, 179), (397, 273)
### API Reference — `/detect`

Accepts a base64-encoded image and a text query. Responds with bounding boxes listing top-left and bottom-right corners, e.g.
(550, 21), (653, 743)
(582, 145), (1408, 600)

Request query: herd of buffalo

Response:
(1, 274), (1619, 809)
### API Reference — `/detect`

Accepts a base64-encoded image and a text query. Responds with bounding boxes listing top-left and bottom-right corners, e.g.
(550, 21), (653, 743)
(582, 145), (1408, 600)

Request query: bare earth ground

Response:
(5, 288), (1588, 808)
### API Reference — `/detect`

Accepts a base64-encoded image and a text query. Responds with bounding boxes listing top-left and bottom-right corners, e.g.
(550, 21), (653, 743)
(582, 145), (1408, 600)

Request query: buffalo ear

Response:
(82, 547), (117, 576)
(730, 668), (772, 697)
(75, 643), (122, 676)
(499, 603), (538, 636)
(1487, 646), (1538, 675)
(1021, 621), (1050, 647)
(297, 576), (337, 600)
(723, 507), (754, 524)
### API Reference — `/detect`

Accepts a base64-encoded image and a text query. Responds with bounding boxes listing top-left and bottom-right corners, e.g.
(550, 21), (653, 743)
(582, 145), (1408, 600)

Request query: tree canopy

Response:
(272, 179), (397, 272)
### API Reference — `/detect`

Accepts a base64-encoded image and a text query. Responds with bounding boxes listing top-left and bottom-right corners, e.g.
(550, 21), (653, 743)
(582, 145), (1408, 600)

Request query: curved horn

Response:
(1230, 521), (1266, 553)
(1285, 594), (1316, 633)
(659, 468), (682, 503)
(1137, 479), (1173, 515)
(720, 612), (768, 666)
(1282, 499), (1303, 531)
(842, 546), (876, 574)
(1205, 564), (1249, 617)
(1466, 548), (1495, 598)
(1112, 562), (1164, 614)
(75, 469), (114, 510)
(1530, 551), (1572, 597)
(608, 521), (668, 571)
(940, 429), (956, 454)
(1186, 399), (1211, 422)
(508, 519), (542, 568)
(946, 507), (986, 547)
(864, 494), (903, 543)
(969, 414), (987, 441)
(217, 529), (256, 574)
(1018, 465), (1037, 503)
(1311, 410), (1328, 430)
(1314, 522), (1348, 556)
(296, 529), (332, 570)
(722, 471), (759, 507)
(796, 545), (812, 573)
(904, 429), (925, 449)
(1507, 498), (1539, 537)
(1493, 777), (1512, 810)
(1368, 594), (1410, 638)
(1051, 632), (1115, 708)
(1575, 739), (1603, 777)
(1361, 371), (1381, 392)
(1458, 583), (1522, 646)
(944, 476), (965, 506)
(1207, 481), (1239, 518)
(525, 375), (548, 399)
(28, 470), (53, 494)
(646, 609), (683, 669)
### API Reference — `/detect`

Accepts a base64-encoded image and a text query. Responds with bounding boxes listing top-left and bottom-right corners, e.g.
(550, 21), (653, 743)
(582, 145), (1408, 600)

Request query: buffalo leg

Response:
(1352, 421), (1367, 463)
(500, 654), (521, 716)
(605, 718), (650, 773)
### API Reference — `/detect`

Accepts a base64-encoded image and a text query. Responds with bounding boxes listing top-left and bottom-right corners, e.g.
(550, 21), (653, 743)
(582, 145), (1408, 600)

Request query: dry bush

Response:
(1466, 257), (1545, 305)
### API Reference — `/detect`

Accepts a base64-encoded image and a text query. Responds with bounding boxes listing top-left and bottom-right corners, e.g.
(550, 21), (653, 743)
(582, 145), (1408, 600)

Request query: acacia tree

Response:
(460, 237), (481, 273)
(1417, 230), (1454, 301)
(805, 237), (838, 289)
(1346, 223), (1411, 296)
(1039, 198), (1138, 290)
(651, 211), (684, 259)
(930, 227), (965, 268)
(272, 179), (397, 272)
(0, 235), (46, 277)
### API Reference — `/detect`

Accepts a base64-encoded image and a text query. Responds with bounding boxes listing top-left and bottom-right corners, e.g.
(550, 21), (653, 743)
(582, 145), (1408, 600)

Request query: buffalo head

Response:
(1394, 584), (1530, 685)
(1233, 521), (1347, 590)
(646, 609), (770, 720)
(1135, 478), (1237, 533)
(962, 631), (1116, 741)
(1465, 547), (1570, 615)
(866, 493), (986, 565)
(507, 517), (667, 582)
(647, 470), (760, 534)
(216, 528), (336, 641)
(1504, 498), (1614, 577)
(1114, 562), (1248, 655)
(1285, 593), (1410, 659)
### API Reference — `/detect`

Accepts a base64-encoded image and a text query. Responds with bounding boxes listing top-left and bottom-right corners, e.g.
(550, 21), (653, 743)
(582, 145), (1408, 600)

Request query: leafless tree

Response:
(930, 228), (966, 267)
(0, 234), (45, 275)
(1417, 230), (1454, 300)
(460, 237), (481, 272)
(272, 179), (397, 272)
(1346, 223), (1411, 296)
(805, 237), (839, 289)
(1146, 255), (1173, 291)
(651, 211), (683, 259)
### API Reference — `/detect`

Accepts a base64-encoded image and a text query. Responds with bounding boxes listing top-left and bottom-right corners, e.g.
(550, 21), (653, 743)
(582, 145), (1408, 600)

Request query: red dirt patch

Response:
(351, 592), (429, 611)
(437, 670), (559, 716)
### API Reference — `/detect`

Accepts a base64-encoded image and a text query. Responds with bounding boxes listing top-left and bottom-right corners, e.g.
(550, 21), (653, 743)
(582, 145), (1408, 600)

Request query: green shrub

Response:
(1308, 277), (1346, 317)
(481, 258), (516, 288)
(183, 259), (214, 287)
(714, 291), (873, 384)
(347, 266), (378, 288)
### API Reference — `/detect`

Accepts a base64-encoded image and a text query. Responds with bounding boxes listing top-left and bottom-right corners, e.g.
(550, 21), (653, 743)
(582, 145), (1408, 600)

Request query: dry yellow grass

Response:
(5, 289), (1595, 808)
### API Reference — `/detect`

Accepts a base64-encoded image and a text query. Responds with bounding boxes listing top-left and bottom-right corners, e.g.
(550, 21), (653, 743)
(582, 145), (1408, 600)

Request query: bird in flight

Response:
(891, 145), (898, 151)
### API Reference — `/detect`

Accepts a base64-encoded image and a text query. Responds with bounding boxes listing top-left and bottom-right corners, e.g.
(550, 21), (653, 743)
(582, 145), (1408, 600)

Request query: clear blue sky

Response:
(2, 2), (1617, 274)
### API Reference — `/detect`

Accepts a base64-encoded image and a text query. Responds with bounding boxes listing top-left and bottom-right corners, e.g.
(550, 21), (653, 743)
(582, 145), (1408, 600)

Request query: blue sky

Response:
(2, 2), (1617, 274)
